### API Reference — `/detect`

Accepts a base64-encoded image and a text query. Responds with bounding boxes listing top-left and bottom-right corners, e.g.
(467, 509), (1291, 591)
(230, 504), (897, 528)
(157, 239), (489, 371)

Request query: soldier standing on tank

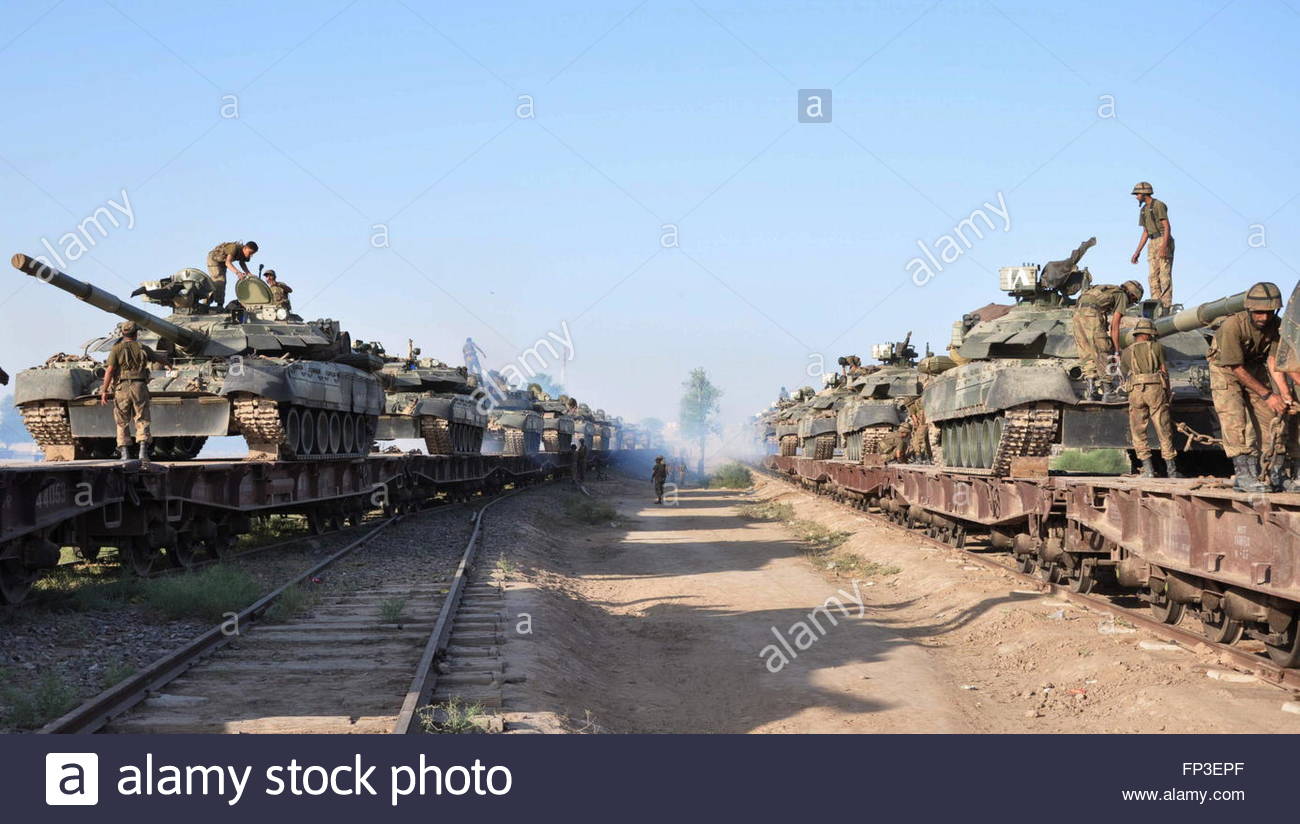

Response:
(1072, 280), (1144, 400)
(1122, 318), (1182, 478)
(1129, 182), (1174, 311)
(652, 455), (668, 504)
(263, 270), (292, 310)
(205, 240), (258, 310)
(1209, 282), (1289, 492)
(98, 321), (169, 464)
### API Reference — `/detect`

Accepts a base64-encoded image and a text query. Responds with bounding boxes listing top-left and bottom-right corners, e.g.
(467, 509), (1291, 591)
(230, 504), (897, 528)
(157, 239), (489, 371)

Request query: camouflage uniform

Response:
(206, 241), (251, 307)
(105, 337), (159, 448)
(267, 278), (292, 309)
(1071, 284), (1132, 380)
(1120, 335), (1175, 461)
(1138, 198), (1174, 309)
(927, 422), (943, 466)
(1209, 311), (1280, 459)
(652, 458), (668, 503)
(906, 398), (928, 461)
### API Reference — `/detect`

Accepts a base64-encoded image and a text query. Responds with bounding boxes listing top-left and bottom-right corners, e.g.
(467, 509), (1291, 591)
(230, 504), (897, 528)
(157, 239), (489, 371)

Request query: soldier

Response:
(652, 455), (668, 504)
(874, 428), (906, 462)
(205, 240), (258, 309)
(263, 270), (292, 310)
(674, 456), (688, 487)
(1129, 182), (1174, 310)
(573, 436), (588, 487)
(1209, 282), (1288, 492)
(905, 397), (928, 462)
(1071, 280), (1144, 400)
(98, 321), (169, 464)
(1122, 318), (1181, 478)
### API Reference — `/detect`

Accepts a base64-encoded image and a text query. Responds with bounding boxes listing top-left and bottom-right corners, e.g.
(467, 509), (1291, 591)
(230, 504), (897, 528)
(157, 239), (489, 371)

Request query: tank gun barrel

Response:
(1119, 290), (1249, 346)
(12, 253), (206, 349)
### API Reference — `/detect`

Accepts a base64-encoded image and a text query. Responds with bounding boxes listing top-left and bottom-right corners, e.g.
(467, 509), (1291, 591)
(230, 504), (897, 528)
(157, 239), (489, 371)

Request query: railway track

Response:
(758, 466), (1300, 695)
(38, 486), (526, 734)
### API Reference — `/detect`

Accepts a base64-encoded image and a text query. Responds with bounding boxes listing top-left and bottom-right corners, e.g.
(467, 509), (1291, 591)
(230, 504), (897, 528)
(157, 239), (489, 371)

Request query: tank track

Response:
(420, 415), (453, 455)
(860, 428), (893, 458)
(779, 435), (798, 457)
(20, 402), (75, 461)
(504, 428), (526, 457)
(232, 397), (285, 460)
(990, 405), (1060, 476)
(810, 433), (835, 460)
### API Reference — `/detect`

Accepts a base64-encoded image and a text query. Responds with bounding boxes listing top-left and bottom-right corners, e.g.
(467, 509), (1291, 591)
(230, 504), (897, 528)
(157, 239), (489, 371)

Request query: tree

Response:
(678, 368), (722, 475)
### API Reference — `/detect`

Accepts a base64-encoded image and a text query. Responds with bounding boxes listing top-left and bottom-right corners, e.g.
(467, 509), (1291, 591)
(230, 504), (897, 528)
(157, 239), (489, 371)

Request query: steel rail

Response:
(391, 487), (523, 734)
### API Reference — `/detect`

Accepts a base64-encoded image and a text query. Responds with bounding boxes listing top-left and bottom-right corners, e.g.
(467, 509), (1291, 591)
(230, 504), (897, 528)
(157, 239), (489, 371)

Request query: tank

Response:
(371, 340), (487, 454)
(529, 386), (575, 452)
(797, 365), (862, 460)
(774, 386), (815, 457)
(592, 408), (616, 452)
(11, 254), (384, 461)
(567, 399), (598, 452)
(836, 336), (936, 462)
(477, 372), (543, 456)
(922, 238), (1246, 475)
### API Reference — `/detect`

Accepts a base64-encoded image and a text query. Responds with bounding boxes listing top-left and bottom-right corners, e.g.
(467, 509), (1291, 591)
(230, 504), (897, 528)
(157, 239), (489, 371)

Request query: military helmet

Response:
(1132, 318), (1157, 337)
(1121, 280), (1144, 299)
(1131, 181), (1154, 195)
(1244, 281), (1283, 311)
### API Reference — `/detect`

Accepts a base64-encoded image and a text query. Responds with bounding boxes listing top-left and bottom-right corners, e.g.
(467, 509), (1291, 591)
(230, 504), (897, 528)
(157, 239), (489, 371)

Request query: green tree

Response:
(678, 368), (722, 475)
(529, 372), (565, 398)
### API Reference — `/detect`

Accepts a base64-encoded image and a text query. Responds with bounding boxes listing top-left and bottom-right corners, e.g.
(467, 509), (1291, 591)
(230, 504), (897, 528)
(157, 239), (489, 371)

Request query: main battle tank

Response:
(836, 336), (938, 462)
(11, 254), (384, 461)
(923, 238), (1246, 475)
(592, 408), (616, 451)
(372, 341), (487, 454)
(529, 386), (575, 452)
(566, 399), (598, 451)
(797, 366), (860, 460)
(774, 386), (815, 457)
(478, 372), (543, 456)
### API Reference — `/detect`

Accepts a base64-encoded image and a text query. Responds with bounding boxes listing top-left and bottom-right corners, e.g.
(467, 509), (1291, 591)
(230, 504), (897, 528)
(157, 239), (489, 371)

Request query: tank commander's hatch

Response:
(236, 277), (274, 305)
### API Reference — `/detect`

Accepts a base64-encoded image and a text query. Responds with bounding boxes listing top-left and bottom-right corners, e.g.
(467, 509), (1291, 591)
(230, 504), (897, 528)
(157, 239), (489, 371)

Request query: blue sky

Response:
(2, 0), (1298, 443)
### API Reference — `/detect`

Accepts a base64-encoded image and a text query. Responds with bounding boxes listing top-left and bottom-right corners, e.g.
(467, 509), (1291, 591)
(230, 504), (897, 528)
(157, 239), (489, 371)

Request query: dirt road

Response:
(498, 475), (1300, 734)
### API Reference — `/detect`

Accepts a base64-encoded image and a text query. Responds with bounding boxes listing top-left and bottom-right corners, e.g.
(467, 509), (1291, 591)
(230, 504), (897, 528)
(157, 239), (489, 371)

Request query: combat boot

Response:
(138, 441), (151, 465)
(1284, 460), (1300, 493)
(1166, 459), (1185, 479)
(1138, 458), (1156, 478)
(118, 444), (132, 466)
(1232, 455), (1270, 493)
(1268, 457), (1286, 492)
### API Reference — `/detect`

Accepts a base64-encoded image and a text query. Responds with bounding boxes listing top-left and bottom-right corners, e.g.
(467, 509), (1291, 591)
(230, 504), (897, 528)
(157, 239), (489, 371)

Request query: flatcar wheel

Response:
(300, 410), (316, 455)
(1066, 560), (1095, 594)
(1200, 609), (1244, 645)
(0, 558), (37, 605)
(1037, 561), (1059, 584)
(1016, 553), (1035, 575)
(1148, 590), (1185, 625)
(1265, 616), (1300, 668)
(283, 408), (302, 456)
(307, 508), (328, 535)
(165, 534), (198, 569)
(124, 538), (159, 576)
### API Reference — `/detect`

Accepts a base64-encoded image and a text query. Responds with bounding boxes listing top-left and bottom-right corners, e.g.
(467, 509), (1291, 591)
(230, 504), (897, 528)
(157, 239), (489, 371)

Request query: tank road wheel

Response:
(0, 558), (38, 605)
(165, 533), (198, 570)
(1265, 616), (1300, 668)
(341, 413), (356, 455)
(327, 412), (343, 455)
(299, 410), (317, 455)
(1200, 609), (1244, 645)
(283, 408), (302, 457)
(315, 411), (331, 456)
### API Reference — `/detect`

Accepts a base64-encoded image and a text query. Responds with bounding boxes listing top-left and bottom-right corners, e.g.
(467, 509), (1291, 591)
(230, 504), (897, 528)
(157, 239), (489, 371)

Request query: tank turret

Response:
(372, 340), (487, 455)
(924, 238), (1247, 475)
(12, 254), (383, 461)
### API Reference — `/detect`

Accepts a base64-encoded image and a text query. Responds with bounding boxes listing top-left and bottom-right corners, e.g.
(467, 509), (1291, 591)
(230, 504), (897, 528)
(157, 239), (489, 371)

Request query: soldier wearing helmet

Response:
(652, 455), (668, 504)
(1209, 282), (1288, 491)
(98, 320), (170, 464)
(1121, 317), (1180, 477)
(1071, 280), (1144, 400)
(1129, 182), (1175, 310)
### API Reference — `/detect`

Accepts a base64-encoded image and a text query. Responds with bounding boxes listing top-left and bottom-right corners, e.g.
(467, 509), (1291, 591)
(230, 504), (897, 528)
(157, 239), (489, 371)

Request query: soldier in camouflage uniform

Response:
(1129, 182), (1174, 310)
(205, 240), (258, 309)
(1209, 282), (1288, 492)
(263, 269), (292, 310)
(1121, 318), (1181, 478)
(1071, 280), (1144, 400)
(98, 321), (169, 463)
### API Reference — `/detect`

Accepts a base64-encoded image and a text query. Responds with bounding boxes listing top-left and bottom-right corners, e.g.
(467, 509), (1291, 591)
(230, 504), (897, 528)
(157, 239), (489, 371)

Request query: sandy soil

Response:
(496, 474), (1300, 734)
